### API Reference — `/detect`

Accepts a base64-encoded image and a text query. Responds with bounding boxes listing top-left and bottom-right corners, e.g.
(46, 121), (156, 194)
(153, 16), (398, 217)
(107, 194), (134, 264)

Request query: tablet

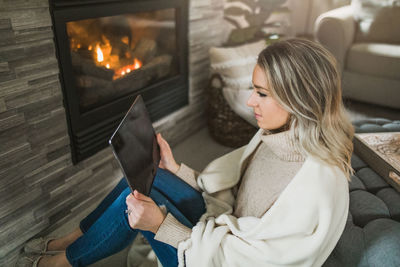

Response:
(109, 95), (160, 196)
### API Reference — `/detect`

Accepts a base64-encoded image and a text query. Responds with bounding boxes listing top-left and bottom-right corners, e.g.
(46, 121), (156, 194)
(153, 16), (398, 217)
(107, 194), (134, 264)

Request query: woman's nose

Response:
(247, 91), (257, 107)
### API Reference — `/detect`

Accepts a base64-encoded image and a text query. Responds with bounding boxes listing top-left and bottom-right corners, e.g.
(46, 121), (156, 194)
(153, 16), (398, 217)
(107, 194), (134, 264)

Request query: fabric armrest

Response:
(314, 5), (356, 72)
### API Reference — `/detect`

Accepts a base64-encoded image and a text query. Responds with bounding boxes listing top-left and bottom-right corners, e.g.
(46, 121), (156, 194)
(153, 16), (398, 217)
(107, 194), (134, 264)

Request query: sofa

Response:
(314, 0), (400, 109)
(324, 118), (400, 267)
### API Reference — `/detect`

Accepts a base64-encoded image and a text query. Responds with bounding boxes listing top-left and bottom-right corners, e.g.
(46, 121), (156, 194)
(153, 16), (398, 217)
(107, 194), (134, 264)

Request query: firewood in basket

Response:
(71, 51), (115, 80)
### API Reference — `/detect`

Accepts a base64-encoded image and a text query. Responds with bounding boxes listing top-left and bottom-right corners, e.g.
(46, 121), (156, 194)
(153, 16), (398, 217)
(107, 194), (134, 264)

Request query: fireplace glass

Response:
(66, 9), (179, 112)
(51, 0), (188, 163)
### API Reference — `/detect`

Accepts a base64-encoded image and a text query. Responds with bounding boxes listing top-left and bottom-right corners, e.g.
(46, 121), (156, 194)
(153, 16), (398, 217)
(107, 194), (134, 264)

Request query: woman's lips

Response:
(254, 113), (261, 119)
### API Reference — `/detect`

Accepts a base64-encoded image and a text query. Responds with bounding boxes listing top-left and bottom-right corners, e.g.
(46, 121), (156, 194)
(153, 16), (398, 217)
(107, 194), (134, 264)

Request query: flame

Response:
(134, 58), (142, 69)
(113, 58), (143, 79)
(88, 37), (143, 79)
(96, 44), (104, 63)
(121, 36), (129, 45)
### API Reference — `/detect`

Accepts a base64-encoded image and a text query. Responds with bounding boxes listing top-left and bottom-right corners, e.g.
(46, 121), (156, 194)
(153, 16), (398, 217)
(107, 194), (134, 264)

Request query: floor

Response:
(46, 100), (398, 267)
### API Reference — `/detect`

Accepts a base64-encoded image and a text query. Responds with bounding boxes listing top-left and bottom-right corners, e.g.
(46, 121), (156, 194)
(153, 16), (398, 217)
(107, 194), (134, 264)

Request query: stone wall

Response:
(0, 0), (225, 265)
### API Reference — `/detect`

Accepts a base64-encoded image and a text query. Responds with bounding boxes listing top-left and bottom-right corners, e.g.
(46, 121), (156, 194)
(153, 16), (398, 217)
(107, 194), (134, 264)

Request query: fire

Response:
(88, 36), (143, 80)
(134, 58), (142, 69)
(113, 58), (143, 79)
(96, 44), (104, 62)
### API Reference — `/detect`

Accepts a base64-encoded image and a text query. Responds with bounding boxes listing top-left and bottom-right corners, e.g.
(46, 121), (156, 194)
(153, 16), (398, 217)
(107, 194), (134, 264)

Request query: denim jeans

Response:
(65, 168), (205, 267)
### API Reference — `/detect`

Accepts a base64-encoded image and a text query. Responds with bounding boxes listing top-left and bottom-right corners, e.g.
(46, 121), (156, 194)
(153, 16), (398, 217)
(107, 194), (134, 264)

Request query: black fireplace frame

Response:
(50, 0), (188, 163)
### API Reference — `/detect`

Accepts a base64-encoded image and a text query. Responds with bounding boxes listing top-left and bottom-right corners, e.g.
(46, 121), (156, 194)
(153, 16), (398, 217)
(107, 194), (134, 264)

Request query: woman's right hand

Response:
(156, 133), (180, 174)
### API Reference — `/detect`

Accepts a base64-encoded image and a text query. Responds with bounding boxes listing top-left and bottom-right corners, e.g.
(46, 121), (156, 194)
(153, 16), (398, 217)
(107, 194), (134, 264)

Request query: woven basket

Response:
(206, 74), (258, 148)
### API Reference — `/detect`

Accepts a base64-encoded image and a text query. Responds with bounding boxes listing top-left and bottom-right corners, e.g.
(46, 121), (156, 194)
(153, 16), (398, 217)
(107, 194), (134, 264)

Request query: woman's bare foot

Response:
(37, 252), (72, 267)
(47, 228), (83, 251)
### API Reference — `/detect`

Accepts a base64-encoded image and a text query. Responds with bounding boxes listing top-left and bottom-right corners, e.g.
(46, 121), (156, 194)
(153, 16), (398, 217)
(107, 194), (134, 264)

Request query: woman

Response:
(18, 38), (354, 267)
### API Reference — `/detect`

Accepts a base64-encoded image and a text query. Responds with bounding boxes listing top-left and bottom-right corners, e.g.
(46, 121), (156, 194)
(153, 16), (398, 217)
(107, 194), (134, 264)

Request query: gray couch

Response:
(314, 1), (400, 109)
(324, 118), (400, 267)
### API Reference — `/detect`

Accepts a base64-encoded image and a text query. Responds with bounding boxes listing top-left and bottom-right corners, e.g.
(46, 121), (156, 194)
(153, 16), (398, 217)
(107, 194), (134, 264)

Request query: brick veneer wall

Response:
(0, 0), (225, 265)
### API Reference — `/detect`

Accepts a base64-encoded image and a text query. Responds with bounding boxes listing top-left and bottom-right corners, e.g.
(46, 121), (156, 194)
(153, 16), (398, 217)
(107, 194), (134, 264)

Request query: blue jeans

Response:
(65, 168), (205, 267)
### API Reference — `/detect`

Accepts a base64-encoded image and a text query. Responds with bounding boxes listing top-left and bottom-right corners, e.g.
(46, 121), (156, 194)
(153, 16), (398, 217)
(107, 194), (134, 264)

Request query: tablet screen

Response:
(109, 95), (160, 196)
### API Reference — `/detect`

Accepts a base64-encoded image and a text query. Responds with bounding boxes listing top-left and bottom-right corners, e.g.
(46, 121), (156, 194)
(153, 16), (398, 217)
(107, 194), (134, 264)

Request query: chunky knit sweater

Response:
(155, 130), (305, 247)
(234, 131), (305, 217)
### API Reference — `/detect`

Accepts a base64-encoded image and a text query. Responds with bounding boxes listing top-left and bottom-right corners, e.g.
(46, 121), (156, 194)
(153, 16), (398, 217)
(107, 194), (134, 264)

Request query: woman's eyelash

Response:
(257, 91), (267, 97)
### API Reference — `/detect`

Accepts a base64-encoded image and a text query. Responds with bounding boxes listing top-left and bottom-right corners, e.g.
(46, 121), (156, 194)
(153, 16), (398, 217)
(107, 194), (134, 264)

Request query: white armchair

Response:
(314, 2), (400, 109)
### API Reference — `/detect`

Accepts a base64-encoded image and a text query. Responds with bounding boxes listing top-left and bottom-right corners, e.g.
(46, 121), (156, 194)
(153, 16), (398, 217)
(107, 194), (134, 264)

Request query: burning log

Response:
(71, 52), (114, 80)
(132, 38), (157, 64)
(113, 67), (149, 92)
(113, 54), (172, 93)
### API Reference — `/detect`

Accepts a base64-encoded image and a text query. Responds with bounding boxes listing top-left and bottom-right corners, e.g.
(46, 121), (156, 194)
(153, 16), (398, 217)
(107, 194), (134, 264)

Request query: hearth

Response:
(50, 0), (188, 163)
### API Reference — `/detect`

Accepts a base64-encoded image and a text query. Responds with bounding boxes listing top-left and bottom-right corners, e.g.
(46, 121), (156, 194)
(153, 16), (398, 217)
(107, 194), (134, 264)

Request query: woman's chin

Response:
(257, 122), (266, 129)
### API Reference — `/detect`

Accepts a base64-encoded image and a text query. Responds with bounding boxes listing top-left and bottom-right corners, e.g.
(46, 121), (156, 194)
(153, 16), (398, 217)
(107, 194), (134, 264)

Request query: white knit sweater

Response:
(174, 129), (349, 267)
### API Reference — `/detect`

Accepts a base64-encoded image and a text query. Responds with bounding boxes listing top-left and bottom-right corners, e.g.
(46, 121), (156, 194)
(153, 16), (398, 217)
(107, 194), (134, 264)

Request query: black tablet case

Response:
(109, 95), (160, 196)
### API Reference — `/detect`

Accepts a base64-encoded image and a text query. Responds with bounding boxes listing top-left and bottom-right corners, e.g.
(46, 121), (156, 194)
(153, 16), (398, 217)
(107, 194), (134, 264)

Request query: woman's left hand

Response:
(125, 190), (166, 233)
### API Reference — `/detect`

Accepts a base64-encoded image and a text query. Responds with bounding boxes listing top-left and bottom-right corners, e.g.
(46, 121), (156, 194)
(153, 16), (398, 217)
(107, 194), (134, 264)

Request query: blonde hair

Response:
(257, 38), (354, 179)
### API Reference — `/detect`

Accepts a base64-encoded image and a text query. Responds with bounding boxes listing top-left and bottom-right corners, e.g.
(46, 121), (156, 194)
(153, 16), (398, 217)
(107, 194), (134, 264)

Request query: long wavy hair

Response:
(257, 38), (354, 179)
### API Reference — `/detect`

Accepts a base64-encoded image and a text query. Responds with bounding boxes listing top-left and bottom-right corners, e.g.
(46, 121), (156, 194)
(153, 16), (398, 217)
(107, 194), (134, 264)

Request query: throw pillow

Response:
(209, 40), (266, 90)
(222, 87), (258, 127)
(351, 0), (400, 43)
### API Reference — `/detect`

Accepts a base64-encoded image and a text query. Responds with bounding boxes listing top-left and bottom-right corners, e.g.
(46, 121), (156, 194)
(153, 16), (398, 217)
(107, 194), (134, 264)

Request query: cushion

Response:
(353, 118), (400, 133)
(358, 123), (392, 133)
(376, 188), (400, 221)
(346, 43), (400, 80)
(323, 223), (368, 267)
(209, 40), (266, 89)
(383, 122), (400, 131)
(356, 167), (390, 193)
(350, 154), (368, 171)
(351, 0), (400, 43)
(349, 190), (391, 227)
(363, 219), (400, 267)
(353, 118), (393, 127)
(222, 87), (258, 127)
(349, 175), (367, 191)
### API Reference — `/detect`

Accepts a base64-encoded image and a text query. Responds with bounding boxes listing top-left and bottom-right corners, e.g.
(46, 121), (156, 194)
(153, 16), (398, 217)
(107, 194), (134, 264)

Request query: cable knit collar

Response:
(260, 130), (305, 162)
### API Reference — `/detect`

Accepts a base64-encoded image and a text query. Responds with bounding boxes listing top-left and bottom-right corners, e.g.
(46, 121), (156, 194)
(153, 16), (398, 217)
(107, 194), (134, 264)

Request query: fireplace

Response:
(50, 0), (188, 163)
